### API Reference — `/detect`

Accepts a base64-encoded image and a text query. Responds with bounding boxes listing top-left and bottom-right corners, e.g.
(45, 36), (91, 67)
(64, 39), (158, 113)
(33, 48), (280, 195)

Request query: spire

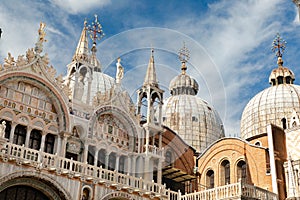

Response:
(143, 48), (158, 86)
(178, 42), (190, 75)
(73, 19), (89, 62)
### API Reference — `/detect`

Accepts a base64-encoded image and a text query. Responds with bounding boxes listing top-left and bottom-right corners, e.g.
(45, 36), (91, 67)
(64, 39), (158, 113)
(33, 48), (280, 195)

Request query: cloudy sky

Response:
(0, 0), (299, 136)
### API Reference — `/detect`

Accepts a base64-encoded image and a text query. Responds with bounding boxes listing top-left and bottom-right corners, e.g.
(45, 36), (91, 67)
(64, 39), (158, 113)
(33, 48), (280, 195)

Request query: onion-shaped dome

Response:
(241, 57), (300, 140)
(162, 46), (224, 152)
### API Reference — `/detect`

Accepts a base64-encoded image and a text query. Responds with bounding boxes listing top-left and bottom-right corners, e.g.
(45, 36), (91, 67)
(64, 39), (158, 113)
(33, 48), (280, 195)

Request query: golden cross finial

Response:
(272, 33), (286, 58)
(87, 14), (105, 45)
(178, 42), (190, 74)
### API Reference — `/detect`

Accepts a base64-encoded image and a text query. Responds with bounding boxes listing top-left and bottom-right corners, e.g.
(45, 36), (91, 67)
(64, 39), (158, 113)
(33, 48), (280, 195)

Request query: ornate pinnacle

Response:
(272, 33), (286, 58)
(87, 14), (105, 46)
(178, 42), (190, 74)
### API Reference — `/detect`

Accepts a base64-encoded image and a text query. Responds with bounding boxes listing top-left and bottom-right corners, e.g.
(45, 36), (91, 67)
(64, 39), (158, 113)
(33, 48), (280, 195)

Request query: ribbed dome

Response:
(169, 74), (199, 95)
(162, 95), (224, 152)
(241, 55), (299, 140)
(241, 84), (300, 140)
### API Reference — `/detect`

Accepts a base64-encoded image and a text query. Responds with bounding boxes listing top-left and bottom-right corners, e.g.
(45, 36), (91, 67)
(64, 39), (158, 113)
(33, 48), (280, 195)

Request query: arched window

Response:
(206, 170), (214, 189)
(221, 160), (230, 185)
(87, 146), (95, 165)
(29, 129), (42, 150)
(13, 125), (27, 146)
(165, 151), (172, 166)
(237, 160), (247, 183)
(81, 187), (90, 200)
(281, 118), (287, 129)
(119, 155), (126, 173)
(97, 149), (106, 168)
(44, 134), (55, 154)
(108, 152), (116, 171)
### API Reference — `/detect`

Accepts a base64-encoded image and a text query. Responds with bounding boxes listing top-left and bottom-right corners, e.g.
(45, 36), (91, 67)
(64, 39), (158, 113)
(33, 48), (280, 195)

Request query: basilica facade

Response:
(0, 17), (299, 200)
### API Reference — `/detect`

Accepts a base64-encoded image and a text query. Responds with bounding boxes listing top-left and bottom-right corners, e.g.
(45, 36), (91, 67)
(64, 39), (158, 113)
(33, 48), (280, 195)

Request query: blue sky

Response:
(0, 0), (299, 136)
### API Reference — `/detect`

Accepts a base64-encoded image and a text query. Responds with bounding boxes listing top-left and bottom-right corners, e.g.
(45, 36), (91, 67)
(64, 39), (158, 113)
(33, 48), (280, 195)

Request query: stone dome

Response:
(241, 57), (300, 140)
(162, 64), (224, 153)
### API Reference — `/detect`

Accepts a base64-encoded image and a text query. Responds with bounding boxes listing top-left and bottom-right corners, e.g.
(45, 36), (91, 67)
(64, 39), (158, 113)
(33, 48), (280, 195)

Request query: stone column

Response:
(157, 159), (162, 184)
(94, 149), (99, 166)
(126, 155), (131, 175)
(40, 133), (46, 152)
(115, 154), (120, 172)
(24, 126), (32, 147)
(105, 152), (109, 169)
(60, 131), (71, 158)
(56, 135), (62, 156)
(73, 72), (79, 99)
(86, 77), (92, 104)
(9, 122), (17, 143)
(82, 143), (89, 163)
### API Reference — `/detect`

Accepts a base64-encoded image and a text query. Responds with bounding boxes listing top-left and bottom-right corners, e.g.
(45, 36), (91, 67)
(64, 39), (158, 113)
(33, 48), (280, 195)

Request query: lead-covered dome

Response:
(162, 59), (224, 153)
(241, 57), (300, 140)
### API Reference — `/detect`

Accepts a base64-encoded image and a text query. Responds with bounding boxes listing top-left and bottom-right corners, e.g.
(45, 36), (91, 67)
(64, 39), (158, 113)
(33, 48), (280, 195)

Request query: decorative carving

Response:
(47, 65), (56, 80)
(66, 137), (83, 154)
(26, 48), (35, 63)
(16, 55), (27, 66)
(41, 53), (50, 66)
(3, 52), (15, 69)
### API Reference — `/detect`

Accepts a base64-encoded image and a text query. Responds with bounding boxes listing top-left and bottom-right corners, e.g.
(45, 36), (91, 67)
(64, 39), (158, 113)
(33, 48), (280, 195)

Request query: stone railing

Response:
(0, 142), (169, 199)
(0, 142), (279, 200)
(180, 182), (278, 200)
(144, 145), (163, 157)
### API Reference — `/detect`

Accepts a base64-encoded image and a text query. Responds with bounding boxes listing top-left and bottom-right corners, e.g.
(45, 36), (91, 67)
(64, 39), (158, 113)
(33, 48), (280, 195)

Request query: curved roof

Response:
(241, 84), (300, 139)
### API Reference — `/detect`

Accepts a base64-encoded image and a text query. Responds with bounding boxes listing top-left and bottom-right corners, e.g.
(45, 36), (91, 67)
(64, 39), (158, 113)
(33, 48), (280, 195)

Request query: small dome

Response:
(162, 95), (224, 152)
(269, 57), (295, 86)
(169, 74), (199, 95)
(241, 84), (300, 140)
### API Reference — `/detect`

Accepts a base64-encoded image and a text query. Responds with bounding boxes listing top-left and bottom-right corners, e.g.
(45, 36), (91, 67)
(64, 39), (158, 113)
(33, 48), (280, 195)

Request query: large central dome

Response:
(162, 51), (224, 153)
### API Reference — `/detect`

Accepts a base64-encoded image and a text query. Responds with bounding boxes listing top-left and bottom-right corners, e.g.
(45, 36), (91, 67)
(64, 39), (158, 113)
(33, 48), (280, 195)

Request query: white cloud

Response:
(51, 0), (111, 14)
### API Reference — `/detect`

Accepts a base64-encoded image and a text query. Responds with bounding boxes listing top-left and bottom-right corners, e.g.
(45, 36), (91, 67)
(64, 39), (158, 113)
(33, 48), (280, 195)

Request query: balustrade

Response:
(0, 142), (167, 198)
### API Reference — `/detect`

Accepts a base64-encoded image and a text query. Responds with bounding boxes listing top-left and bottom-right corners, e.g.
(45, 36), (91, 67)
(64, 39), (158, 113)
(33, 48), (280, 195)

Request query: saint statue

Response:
(116, 57), (124, 84)
(0, 121), (6, 138)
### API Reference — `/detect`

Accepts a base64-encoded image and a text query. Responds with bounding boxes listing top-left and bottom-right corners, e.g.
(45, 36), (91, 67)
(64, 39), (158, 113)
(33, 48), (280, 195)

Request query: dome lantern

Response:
(269, 33), (295, 86)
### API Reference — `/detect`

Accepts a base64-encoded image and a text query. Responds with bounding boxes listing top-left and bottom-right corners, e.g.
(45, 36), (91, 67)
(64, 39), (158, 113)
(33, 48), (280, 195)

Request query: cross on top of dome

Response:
(87, 14), (105, 46)
(178, 42), (190, 74)
(272, 33), (286, 59)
